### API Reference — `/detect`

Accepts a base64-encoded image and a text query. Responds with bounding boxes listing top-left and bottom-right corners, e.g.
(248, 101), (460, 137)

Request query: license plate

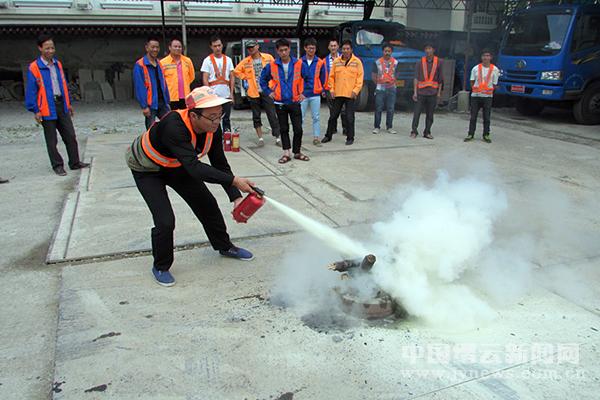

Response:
(511, 85), (525, 93)
(396, 80), (405, 88)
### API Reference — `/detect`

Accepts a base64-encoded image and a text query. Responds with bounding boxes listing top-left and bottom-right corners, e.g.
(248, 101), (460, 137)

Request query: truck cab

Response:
(335, 19), (424, 111)
(496, 4), (600, 124)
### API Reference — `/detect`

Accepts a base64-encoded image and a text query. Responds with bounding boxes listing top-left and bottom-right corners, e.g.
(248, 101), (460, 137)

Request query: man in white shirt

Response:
(465, 49), (500, 143)
(201, 35), (235, 132)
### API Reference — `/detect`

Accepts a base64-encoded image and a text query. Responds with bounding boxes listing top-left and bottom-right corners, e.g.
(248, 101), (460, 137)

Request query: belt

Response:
(53, 95), (63, 102)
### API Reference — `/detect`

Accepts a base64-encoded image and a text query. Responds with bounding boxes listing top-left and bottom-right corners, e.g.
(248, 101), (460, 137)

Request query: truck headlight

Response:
(541, 71), (562, 80)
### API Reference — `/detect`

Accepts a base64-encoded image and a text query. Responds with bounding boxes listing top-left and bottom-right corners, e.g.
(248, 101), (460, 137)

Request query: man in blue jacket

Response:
(25, 34), (88, 176)
(134, 37), (171, 129)
(300, 38), (327, 146)
(260, 39), (310, 164)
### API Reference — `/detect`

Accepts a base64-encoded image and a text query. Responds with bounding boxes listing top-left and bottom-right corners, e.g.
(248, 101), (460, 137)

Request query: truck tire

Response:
(515, 97), (544, 116)
(573, 82), (600, 125)
(355, 84), (372, 111)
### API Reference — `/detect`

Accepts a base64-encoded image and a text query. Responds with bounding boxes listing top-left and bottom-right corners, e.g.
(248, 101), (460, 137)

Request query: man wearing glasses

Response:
(126, 86), (256, 287)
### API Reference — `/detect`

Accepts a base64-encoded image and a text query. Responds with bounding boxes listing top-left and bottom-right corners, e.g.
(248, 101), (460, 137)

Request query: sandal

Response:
(278, 155), (292, 164)
(294, 153), (310, 161)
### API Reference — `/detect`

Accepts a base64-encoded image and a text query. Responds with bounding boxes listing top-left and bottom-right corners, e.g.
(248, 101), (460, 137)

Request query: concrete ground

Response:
(0, 100), (599, 400)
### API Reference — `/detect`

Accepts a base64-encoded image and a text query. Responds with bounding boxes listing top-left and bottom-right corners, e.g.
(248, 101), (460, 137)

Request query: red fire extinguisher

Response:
(232, 186), (266, 223)
(232, 128), (240, 152)
(223, 130), (232, 152)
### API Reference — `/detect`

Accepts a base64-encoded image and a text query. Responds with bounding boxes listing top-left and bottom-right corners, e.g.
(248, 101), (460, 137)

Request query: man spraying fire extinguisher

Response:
(125, 86), (256, 287)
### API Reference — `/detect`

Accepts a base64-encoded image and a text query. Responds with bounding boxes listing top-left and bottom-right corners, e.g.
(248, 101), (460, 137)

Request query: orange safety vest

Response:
(417, 56), (439, 90)
(29, 60), (71, 117)
(472, 63), (495, 95)
(141, 109), (214, 168)
(376, 57), (397, 85)
(270, 60), (303, 102)
(312, 58), (325, 95)
(209, 54), (230, 86)
(137, 57), (165, 107)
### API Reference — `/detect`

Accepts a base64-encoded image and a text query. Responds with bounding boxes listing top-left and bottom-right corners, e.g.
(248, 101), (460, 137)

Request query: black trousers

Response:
(221, 102), (232, 133)
(325, 91), (347, 134)
(170, 99), (187, 110)
(145, 101), (170, 129)
(41, 99), (81, 169)
(411, 94), (437, 135)
(326, 97), (355, 140)
(275, 103), (303, 154)
(132, 169), (233, 271)
(468, 96), (493, 136)
(248, 93), (280, 137)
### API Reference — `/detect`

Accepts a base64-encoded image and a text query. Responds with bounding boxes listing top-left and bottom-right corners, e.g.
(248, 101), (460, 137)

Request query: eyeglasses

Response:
(199, 113), (224, 123)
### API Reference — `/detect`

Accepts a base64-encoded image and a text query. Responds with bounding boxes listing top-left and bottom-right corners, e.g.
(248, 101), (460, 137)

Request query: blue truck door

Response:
(569, 10), (600, 124)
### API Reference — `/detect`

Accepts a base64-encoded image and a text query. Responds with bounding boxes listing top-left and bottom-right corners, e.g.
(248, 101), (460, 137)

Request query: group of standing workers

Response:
(22, 33), (499, 287)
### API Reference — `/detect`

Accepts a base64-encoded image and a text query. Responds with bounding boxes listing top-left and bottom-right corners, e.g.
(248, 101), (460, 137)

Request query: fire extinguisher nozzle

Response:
(251, 186), (265, 197)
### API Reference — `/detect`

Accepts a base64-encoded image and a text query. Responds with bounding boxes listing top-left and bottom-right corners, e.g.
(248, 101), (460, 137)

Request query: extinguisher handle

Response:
(250, 186), (265, 197)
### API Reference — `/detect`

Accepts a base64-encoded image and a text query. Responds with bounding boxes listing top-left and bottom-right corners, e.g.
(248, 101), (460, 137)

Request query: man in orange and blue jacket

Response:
(134, 37), (171, 129)
(25, 34), (89, 176)
(260, 39), (310, 164)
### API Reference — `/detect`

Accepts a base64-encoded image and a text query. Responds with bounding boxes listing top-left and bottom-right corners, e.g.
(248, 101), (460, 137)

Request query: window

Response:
(571, 14), (600, 53)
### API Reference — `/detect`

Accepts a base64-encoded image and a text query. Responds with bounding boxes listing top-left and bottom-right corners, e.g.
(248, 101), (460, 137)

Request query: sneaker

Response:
(345, 139), (354, 145)
(257, 137), (265, 147)
(70, 162), (90, 170)
(464, 135), (474, 142)
(372, 128), (380, 134)
(387, 128), (397, 134)
(320, 136), (332, 144)
(152, 267), (175, 287)
(313, 138), (322, 147)
(423, 133), (434, 140)
(483, 135), (492, 143)
(219, 246), (254, 261)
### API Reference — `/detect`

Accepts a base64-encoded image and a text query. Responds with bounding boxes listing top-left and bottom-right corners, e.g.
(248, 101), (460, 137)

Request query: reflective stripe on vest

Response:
(141, 109), (214, 168)
(209, 54), (229, 86)
(29, 60), (71, 117)
(472, 63), (495, 95)
(417, 56), (439, 90)
(376, 57), (397, 85)
(270, 60), (303, 102)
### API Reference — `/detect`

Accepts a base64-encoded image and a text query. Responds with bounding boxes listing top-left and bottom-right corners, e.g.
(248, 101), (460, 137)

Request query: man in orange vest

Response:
(259, 38), (310, 164)
(321, 40), (364, 146)
(465, 49), (500, 143)
(133, 37), (171, 129)
(372, 42), (398, 135)
(411, 43), (443, 139)
(233, 39), (280, 146)
(161, 38), (195, 110)
(126, 86), (256, 287)
(25, 34), (89, 176)
(201, 36), (234, 133)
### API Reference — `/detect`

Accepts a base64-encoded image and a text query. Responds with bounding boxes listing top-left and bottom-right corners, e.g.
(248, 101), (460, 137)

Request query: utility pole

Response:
(160, 0), (167, 55)
(463, 0), (474, 92)
(181, 0), (188, 55)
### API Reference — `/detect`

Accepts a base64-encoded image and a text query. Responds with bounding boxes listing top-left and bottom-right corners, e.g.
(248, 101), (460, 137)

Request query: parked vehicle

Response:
(496, 3), (600, 124)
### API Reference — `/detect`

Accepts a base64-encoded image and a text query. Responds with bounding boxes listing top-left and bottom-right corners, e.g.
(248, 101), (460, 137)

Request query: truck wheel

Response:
(573, 82), (600, 125)
(515, 97), (544, 116)
(355, 85), (371, 111)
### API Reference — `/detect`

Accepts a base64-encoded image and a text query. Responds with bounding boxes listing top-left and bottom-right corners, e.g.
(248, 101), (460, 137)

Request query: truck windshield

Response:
(503, 12), (573, 56)
(355, 26), (406, 47)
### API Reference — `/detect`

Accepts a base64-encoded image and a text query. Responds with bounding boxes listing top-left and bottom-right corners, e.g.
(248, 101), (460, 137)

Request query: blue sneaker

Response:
(219, 246), (254, 261)
(152, 267), (175, 287)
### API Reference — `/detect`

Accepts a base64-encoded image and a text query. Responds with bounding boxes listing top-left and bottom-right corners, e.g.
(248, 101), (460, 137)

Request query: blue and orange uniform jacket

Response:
(133, 55), (170, 110)
(300, 55), (327, 98)
(25, 57), (71, 121)
(259, 57), (308, 104)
